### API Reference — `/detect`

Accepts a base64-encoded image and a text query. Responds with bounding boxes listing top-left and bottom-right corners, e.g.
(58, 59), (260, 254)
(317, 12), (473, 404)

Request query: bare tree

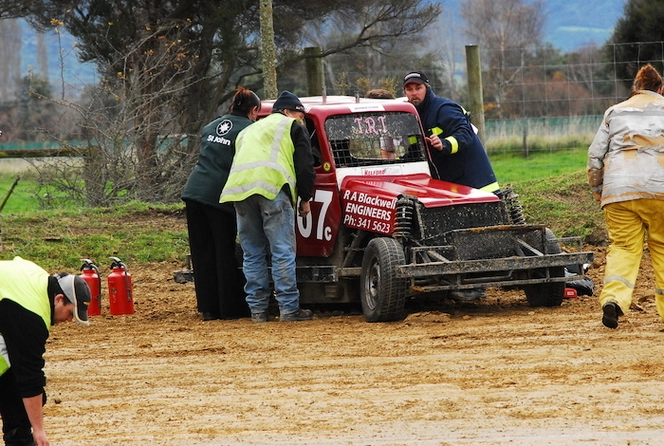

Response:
(28, 25), (202, 207)
(461, 0), (545, 118)
(429, 15), (464, 103)
(563, 43), (623, 115)
(303, 0), (441, 94)
(22, 0), (440, 204)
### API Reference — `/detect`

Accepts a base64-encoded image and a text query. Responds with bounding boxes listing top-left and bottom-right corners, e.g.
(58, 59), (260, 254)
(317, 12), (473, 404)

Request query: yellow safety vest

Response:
(221, 113), (298, 204)
(0, 257), (52, 376)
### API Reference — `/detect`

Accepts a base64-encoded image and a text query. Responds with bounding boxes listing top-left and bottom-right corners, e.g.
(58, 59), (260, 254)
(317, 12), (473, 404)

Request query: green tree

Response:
(18, 74), (55, 140)
(0, 0), (38, 18)
(607, 0), (664, 88)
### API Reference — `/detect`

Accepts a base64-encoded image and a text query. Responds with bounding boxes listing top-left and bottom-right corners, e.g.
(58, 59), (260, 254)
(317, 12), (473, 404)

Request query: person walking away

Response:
(182, 87), (261, 321)
(587, 63), (664, 329)
(221, 90), (316, 323)
(0, 256), (91, 446)
(402, 71), (500, 194)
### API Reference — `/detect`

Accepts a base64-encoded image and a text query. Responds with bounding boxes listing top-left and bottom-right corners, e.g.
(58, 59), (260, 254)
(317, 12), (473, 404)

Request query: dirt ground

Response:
(43, 235), (664, 445)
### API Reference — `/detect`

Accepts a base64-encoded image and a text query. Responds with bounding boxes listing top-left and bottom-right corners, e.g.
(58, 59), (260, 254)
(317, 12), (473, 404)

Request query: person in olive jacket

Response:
(182, 87), (261, 321)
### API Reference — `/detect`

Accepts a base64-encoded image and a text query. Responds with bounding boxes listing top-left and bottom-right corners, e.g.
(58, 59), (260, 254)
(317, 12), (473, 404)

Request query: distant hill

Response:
(541, 0), (627, 51)
(19, 0), (627, 91)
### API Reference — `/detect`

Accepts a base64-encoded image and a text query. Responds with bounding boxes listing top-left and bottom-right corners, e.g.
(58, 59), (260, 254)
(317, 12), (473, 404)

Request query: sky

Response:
(19, 19), (97, 95)
(540, 0), (627, 51)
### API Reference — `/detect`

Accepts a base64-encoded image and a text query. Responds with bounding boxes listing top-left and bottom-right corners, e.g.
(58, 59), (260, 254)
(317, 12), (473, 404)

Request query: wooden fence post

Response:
(465, 44), (486, 147)
(305, 47), (324, 97)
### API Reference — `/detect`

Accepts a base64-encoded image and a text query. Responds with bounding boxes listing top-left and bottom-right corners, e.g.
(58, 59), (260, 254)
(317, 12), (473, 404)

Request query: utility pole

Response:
(260, 0), (278, 99)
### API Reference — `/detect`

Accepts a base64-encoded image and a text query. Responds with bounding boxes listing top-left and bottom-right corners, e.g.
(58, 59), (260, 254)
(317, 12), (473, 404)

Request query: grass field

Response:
(489, 148), (587, 183)
(0, 173), (36, 214)
(0, 149), (590, 213)
(0, 147), (602, 269)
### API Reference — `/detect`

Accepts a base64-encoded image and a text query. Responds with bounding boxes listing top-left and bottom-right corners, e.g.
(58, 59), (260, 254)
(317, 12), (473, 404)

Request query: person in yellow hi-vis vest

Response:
(0, 256), (91, 446)
(588, 63), (664, 329)
(221, 91), (316, 323)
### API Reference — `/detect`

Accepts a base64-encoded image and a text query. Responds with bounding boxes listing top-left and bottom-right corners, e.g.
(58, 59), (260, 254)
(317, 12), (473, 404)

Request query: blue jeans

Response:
(234, 190), (300, 314)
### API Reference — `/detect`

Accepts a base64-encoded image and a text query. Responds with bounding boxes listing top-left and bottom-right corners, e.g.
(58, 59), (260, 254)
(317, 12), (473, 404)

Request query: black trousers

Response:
(184, 200), (248, 318)
(0, 370), (36, 446)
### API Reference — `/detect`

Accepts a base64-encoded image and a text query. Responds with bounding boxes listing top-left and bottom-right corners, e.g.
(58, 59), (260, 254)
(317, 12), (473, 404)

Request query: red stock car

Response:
(178, 95), (594, 322)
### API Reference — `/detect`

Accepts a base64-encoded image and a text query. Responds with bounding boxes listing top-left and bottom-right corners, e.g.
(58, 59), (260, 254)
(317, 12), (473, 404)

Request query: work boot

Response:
(602, 302), (622, 329)
(251, 311), (269, 323)
(279, 308), (313, 322)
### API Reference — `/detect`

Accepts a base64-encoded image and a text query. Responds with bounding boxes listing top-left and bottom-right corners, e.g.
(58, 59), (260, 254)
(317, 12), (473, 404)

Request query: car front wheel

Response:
(360, 237), (407, 322)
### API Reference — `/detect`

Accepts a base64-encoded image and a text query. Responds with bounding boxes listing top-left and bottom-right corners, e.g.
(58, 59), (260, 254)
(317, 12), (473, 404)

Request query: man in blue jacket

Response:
(404, 71), (499, 302)
(403, 71), (500, 194)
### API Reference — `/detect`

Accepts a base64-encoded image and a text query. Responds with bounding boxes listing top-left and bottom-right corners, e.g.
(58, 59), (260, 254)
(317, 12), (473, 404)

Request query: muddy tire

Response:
(360, 237), (407, 322)
(524, 228), (564, 307)
(524, 268), (565, 307)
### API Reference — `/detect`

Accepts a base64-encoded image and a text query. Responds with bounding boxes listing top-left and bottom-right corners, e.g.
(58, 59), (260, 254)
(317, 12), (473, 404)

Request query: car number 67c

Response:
(297, 189), (334, 241)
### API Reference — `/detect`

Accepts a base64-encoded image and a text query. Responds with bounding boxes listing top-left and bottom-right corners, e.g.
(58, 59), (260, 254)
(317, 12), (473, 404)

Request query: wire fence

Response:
(320, 41), (664, 176)
(3, 41), (664, 182)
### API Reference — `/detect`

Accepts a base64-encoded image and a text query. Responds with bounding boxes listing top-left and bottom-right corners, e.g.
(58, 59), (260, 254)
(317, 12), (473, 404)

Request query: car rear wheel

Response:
(360, 237), (407, 322)
(524, 267), (565, 307)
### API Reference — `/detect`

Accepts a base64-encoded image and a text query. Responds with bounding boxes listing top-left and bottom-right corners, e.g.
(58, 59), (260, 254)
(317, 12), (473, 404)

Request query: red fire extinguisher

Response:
(80, 259), (102, 316)
(108, 256), (134, 315)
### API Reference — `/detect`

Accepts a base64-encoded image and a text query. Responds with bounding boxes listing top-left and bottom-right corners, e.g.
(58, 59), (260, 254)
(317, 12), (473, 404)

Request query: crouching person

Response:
(0, 256), (91, 446)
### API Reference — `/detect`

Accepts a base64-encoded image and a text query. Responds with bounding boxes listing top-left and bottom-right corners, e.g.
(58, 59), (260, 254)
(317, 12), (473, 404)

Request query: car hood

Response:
(340, 173), (500, 208)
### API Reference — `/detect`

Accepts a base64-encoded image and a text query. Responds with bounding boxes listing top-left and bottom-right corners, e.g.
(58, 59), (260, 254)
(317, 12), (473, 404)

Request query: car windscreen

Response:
(324, 112), (427, 167)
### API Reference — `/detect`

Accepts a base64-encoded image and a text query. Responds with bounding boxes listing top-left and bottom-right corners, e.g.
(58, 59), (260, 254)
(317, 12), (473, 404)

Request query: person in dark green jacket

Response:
(0, 256), (91, 446)
(182, 87), (261, 321)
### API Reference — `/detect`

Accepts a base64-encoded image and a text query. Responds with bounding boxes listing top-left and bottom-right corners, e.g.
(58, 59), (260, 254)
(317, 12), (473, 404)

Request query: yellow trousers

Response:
(600, 199), (664, 322)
